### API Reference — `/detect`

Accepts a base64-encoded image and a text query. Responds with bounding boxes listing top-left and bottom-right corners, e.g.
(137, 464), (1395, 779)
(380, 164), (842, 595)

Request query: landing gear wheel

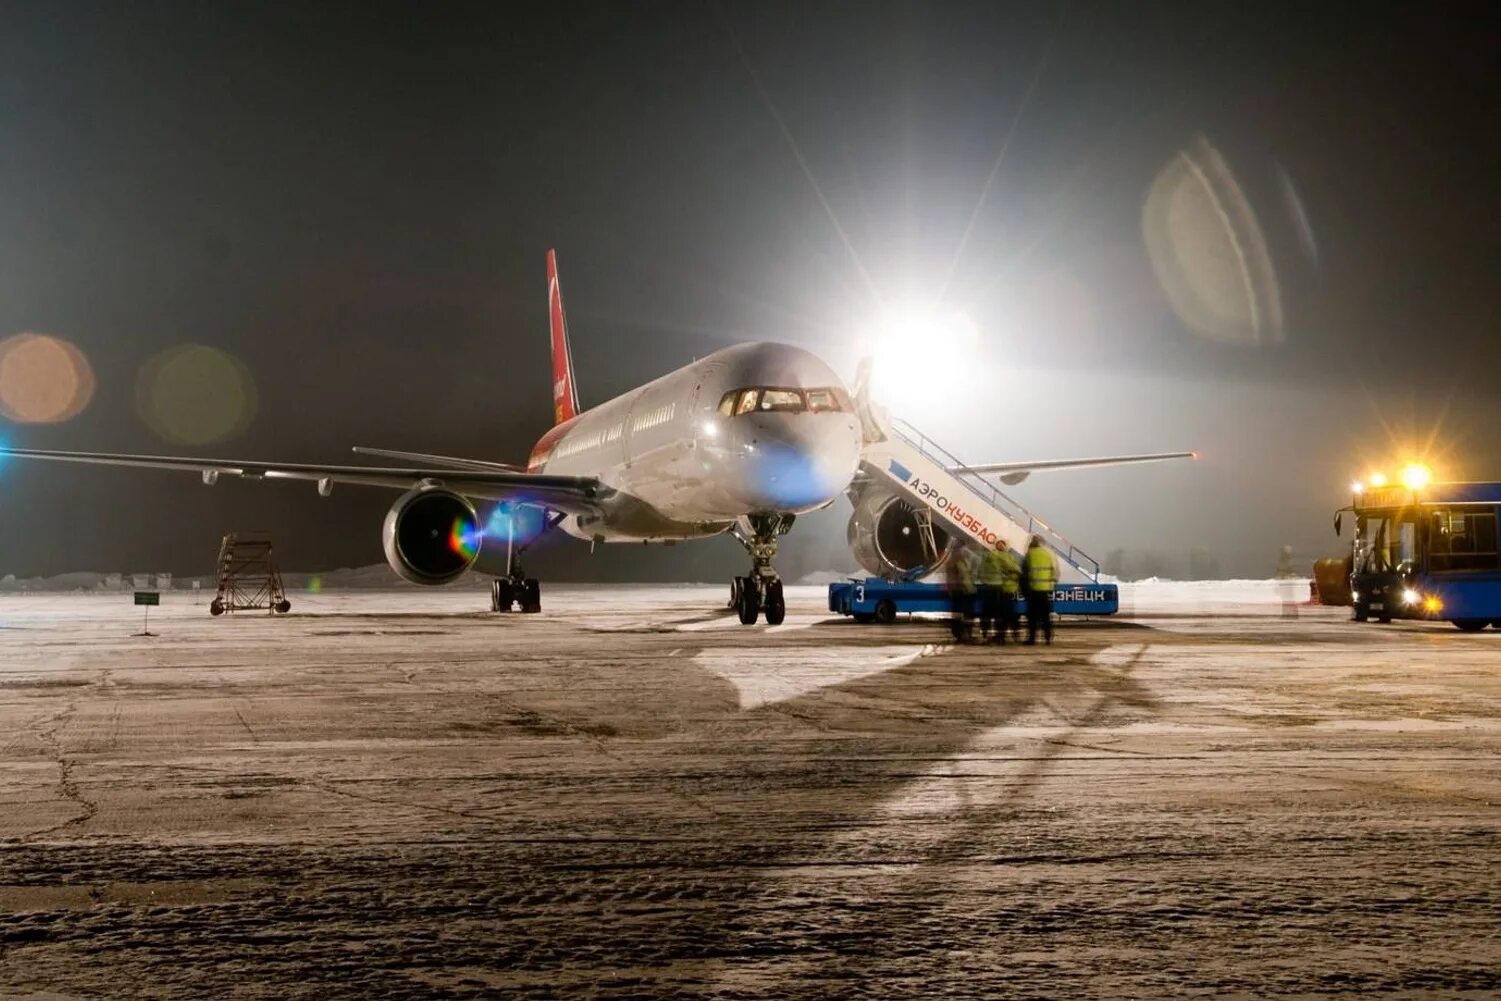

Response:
(1352, 603), (1369, 623)
(737, 579), (761, 625)
(209, 599), (225, 616)
(873, 599), (897, 625)
(521, 578), (541, 613)
(1452, 619), (1487, 632)
(730, 576), (743, 610)
(491, 578), (513, 612)
(763, 580), (786, 625)
(274, 599), (291, 614)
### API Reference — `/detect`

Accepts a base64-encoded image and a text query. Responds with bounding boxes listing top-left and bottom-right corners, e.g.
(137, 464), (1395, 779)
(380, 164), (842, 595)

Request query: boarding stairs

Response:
(858, 413), (1102, 583)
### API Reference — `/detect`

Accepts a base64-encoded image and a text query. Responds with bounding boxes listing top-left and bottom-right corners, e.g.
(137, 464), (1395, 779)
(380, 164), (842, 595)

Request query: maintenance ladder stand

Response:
(211, 532), (291, 615)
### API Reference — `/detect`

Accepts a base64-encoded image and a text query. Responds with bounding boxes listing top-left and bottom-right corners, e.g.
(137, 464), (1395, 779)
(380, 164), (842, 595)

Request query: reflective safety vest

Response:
(1025, 545), (1056, 592)
(980, 549), (1021, 595)
(947, 552), (976, 594)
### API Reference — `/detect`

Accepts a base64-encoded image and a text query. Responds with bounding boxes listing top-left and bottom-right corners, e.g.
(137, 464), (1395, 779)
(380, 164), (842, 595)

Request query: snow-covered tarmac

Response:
(1, 585), (1497, 999)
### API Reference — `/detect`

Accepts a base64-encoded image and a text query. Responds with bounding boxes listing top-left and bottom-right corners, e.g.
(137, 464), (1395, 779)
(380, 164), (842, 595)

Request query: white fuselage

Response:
(528, 342), (862, 542)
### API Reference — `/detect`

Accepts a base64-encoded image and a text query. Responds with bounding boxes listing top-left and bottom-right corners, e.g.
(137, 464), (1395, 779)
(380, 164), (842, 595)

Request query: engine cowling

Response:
(382, 487), (482, 586)
(846, 488), (953, 580)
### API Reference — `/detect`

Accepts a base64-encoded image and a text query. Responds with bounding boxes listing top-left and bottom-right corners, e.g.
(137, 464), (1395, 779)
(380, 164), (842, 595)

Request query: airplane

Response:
(0, 250), (1193, 625)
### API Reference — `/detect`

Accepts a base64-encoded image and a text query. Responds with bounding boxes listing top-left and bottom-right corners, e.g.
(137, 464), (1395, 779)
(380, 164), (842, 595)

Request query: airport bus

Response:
(1336, 479), (1501, 631)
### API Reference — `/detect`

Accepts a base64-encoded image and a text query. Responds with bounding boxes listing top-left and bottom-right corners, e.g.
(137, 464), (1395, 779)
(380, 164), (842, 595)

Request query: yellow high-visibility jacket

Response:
(1025, 545), (1056, 592)
(980, 549), (1021, 595)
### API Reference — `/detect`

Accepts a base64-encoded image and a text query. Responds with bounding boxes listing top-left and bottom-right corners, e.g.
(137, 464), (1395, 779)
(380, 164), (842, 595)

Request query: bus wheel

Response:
(873, 599), (897, 625)
(1452, 619), (1487, 632)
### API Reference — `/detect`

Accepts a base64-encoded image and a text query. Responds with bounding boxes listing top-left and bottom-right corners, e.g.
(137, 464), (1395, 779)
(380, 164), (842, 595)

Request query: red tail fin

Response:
(547, 249), (580, 426)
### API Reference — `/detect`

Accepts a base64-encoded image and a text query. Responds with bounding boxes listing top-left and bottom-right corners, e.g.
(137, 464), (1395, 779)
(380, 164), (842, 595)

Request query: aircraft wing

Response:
(0, 446), (603, 513)
(952, 451), (1197, 485)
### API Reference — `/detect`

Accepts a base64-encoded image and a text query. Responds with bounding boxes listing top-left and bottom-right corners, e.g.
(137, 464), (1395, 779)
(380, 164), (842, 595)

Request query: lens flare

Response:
(1400, 463), (1432, 490)
(448, 516), (482, 561)
(868, 302), (980, 412)
(136, 344), (257, 445)
(1142, 136), (1283, 348)
(0, 333), (96, 424)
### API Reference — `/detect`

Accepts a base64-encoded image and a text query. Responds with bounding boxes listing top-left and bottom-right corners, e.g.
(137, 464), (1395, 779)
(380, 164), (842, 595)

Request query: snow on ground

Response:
(0, 587), (1496, 999)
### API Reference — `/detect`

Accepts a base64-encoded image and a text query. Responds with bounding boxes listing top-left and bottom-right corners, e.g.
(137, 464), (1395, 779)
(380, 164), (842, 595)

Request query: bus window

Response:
(758, 389), (805, 413)
(1428, 508), (1499, 572)
(1396, 517), (1416, 567)
(1356, 515), (1394, 573)
(734, 389), (760, 416)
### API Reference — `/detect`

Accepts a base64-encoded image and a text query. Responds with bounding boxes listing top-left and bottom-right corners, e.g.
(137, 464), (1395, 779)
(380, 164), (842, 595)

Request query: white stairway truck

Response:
(844, 366), (1104, 586)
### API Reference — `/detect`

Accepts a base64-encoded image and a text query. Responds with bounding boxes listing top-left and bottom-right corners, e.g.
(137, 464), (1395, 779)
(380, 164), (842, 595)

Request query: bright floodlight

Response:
(1368, 471), (1388, 488)
(1400, 463), (1432, 490)
(1350, 481), (1364, 495)
(869, 303), (980, 407)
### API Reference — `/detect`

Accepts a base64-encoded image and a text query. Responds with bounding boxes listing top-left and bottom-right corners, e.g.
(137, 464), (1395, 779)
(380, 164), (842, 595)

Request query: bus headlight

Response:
(1401, 588), (1420, 606)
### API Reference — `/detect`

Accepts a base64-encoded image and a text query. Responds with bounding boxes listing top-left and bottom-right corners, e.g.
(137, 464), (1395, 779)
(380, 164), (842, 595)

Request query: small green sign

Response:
(134, 591), (160, 606)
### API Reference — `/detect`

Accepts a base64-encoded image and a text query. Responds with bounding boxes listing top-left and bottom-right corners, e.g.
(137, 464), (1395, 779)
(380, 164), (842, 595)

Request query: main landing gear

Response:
(490, 510), (565, 615)
(728, 514), (793, 626)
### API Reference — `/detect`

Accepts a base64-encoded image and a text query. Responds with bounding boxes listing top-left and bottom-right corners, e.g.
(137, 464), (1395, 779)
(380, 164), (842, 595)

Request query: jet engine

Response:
(382, 487), (482, 586)
(846, 487), (953, 579)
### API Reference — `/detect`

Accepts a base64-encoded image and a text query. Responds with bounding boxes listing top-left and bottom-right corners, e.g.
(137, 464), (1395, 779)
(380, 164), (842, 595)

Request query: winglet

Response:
(547, 249), (581, 426)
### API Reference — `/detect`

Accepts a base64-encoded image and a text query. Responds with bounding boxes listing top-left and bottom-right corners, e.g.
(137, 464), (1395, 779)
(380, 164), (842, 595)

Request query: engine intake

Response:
(382, 487), (482, 586)
(847, 488), (952, 580)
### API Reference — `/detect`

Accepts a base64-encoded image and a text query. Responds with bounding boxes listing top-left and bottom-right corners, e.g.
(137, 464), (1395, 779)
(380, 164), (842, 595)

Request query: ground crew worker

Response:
(978, 542), (1021, 644)
(1024, 535), (1056, 645)
(998, 542), (1024, 643)
(945, 546), (977, 643)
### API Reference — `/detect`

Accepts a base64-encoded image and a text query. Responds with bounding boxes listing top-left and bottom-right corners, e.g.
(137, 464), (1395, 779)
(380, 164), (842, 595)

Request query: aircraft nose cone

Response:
(736, 417), (861, 512)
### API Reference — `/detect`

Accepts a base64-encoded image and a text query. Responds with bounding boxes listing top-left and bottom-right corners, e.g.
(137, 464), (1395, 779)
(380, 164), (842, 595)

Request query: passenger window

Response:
(734, 389), (760, 416)
(759, 389), (805, 413)
(718, 392), (736, 416)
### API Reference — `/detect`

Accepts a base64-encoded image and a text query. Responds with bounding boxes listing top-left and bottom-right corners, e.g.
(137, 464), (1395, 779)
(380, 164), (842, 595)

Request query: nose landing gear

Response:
(729, 514), (793, 625)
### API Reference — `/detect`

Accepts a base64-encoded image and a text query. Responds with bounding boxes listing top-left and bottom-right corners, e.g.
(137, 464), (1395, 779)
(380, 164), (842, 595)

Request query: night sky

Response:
(1, 1), (1497, 581)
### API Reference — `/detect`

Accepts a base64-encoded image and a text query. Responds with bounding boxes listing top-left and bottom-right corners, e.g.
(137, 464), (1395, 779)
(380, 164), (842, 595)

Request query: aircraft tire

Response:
(521, 578), (541, 613)
(730, 576), (743, 610)
(1352, 603), (1369, 623)
(737, 580), (760, 625)
(763, 580), (786, 626)
(492, 579), (514, 612)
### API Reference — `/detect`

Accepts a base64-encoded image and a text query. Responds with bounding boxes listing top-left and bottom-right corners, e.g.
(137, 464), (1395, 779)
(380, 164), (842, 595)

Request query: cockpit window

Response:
(719, 386), (848, 416)
(758, 389), (804, 413)
(807, 388), (850, 413)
